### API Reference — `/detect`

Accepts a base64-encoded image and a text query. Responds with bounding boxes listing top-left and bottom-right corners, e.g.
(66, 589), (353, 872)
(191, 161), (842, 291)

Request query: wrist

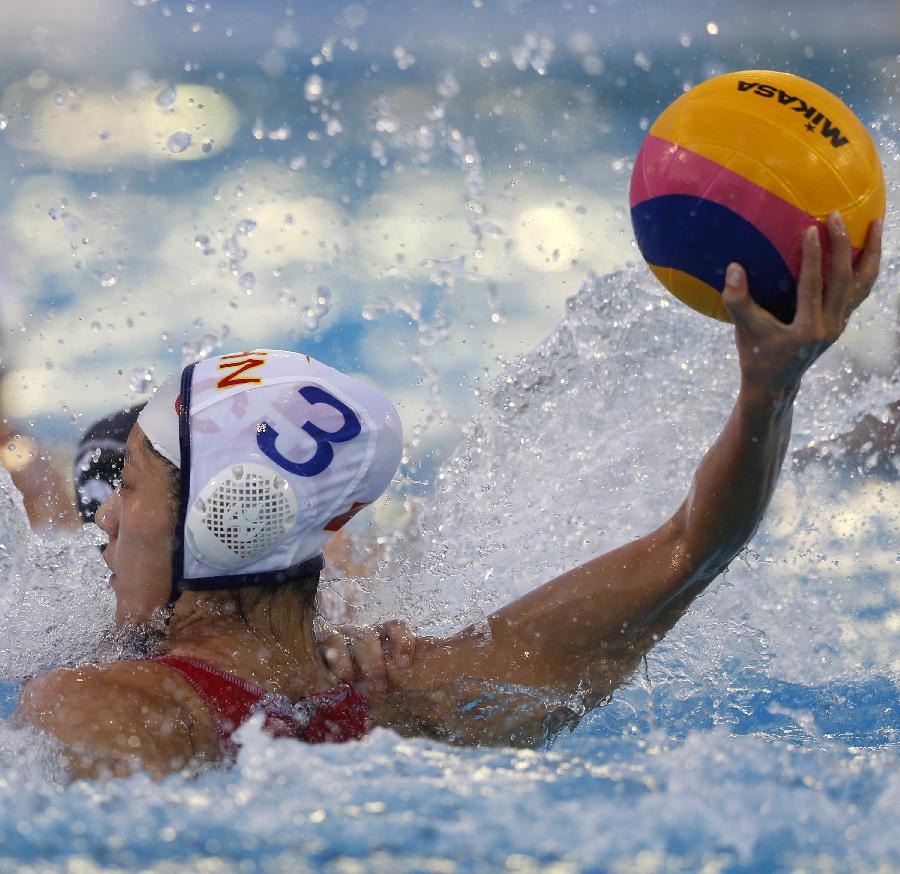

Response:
(738, 379), (800, 409)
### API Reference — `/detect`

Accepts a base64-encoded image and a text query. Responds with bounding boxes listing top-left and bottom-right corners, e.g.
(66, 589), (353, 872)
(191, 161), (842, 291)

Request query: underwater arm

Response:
(396, 214), (882, 694)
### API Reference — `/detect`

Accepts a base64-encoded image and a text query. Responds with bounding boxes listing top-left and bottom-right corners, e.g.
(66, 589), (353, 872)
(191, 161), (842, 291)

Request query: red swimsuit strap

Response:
(153, 655), (271, 750)
(152, 655), (371, 755)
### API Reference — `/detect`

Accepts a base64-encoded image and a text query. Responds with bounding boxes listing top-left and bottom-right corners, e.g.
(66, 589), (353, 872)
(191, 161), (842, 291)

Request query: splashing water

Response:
(127, 366), (155, 394)
(91, 270), (118, 288)
(155, 85), (177, 109)
(180, 324), (230, 365)
(0, 248), (897, 870)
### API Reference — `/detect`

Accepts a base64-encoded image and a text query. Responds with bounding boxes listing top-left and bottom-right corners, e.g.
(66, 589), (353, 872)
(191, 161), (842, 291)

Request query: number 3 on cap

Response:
(257, 386), (361, 477)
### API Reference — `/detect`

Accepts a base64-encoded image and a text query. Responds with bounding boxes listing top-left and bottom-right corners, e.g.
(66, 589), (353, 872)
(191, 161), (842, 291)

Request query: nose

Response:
(95, 489), (120, 538)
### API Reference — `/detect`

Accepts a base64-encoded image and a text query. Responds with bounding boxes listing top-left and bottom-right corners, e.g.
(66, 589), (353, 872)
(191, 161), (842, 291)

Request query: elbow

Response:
(665, 505), (729, 592)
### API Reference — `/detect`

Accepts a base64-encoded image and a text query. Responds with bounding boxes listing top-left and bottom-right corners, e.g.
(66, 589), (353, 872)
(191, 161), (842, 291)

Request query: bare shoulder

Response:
(18, 661), (216, 779)
(20, 660), (191, 718)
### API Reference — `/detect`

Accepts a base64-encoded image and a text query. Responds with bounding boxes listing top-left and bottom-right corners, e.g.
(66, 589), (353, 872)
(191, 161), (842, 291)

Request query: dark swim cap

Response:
(74, 404), (145, 523)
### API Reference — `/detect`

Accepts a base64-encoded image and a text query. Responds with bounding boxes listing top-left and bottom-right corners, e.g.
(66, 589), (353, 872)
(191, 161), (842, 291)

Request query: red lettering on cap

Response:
(175, 395), (182, 415)
(217, 353), (268, 390)
(324, 502), (370, 532)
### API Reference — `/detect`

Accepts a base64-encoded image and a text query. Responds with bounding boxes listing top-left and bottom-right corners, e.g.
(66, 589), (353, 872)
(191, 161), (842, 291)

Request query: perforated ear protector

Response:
(184, 462), (300, 570)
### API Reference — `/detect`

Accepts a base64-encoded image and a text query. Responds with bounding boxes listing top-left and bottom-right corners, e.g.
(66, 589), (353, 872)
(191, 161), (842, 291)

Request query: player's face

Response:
(95, 426), (176, 627)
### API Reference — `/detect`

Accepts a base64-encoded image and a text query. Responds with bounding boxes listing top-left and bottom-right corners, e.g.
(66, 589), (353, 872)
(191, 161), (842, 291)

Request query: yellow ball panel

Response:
(648, 264), (733, 323)
(650, 70), (885, 244)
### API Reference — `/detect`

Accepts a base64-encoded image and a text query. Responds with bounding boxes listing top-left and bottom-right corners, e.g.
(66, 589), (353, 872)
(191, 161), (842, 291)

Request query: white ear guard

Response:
(138, 350), (403, 599)
(184, 462), (299, 571)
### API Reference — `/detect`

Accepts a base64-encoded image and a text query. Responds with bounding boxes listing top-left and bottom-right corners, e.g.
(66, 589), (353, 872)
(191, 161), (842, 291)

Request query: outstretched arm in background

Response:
(393, 213), (882, 697)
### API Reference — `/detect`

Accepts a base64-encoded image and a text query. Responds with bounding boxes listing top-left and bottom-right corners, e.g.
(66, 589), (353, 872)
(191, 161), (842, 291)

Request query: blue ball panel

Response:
(631, 195), (797, 324)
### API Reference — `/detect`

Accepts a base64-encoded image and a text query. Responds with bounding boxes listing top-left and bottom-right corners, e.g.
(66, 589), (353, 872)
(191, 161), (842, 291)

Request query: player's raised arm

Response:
(394, 214), (882, 695)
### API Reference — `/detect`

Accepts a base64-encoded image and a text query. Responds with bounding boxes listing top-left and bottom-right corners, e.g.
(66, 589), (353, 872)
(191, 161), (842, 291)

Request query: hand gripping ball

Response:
(630, 70), (885, 323)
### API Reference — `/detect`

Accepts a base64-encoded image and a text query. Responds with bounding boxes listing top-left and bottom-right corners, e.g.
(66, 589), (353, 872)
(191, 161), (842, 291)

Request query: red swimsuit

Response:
(153, 656), (371, 757)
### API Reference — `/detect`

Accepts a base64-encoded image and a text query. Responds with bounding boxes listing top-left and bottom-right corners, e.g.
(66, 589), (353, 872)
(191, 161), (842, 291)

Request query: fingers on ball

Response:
(855, 219), (883, 291)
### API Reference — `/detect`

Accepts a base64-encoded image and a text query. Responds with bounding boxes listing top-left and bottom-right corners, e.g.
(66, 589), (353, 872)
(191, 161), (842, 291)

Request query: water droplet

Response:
(128, 366), (154, 393)
(436, 71), (460, 99)
(90, 321), (101, 333)
(0, 115), (9, 131)
(223, 235), (243, 259)
(314, 285), (332, 316)
(98, 129), (110, 140)
(48, 207), (59, 220)
(155, 85), (177, 108)
(235, 219), (257, 236)
(198, 334), (217, 358)
(61, 212), (82, 232)
(393, 46), (415, 70)
(304, 75), (324, 101)
(238, 272), (255, 291)
(341, 4), (368, 28)
(166, 131), (192, 153)
(91, 270), (118, 287)
(194, 234), (215, 255)
(201, 138), (213, 153)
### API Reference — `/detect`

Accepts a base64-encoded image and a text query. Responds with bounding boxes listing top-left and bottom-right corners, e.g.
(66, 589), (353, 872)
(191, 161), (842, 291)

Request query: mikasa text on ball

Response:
(630, 70), (885, 323)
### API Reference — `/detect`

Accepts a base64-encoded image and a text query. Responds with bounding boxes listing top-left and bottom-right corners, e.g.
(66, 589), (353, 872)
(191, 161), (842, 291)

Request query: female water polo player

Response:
(15, 214), (882, 779)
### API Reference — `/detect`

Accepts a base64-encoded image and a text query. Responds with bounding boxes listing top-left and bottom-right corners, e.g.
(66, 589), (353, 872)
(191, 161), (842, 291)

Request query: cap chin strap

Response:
(168, 361), (323, 606)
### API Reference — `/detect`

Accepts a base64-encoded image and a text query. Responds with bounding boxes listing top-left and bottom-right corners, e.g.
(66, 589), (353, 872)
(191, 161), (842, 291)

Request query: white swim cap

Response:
(137, 350), (403, 598)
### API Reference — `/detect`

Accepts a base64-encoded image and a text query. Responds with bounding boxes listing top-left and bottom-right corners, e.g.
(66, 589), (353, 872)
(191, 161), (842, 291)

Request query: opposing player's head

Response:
(95, 350), (402, 625)
(74, 404), (145, 523)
